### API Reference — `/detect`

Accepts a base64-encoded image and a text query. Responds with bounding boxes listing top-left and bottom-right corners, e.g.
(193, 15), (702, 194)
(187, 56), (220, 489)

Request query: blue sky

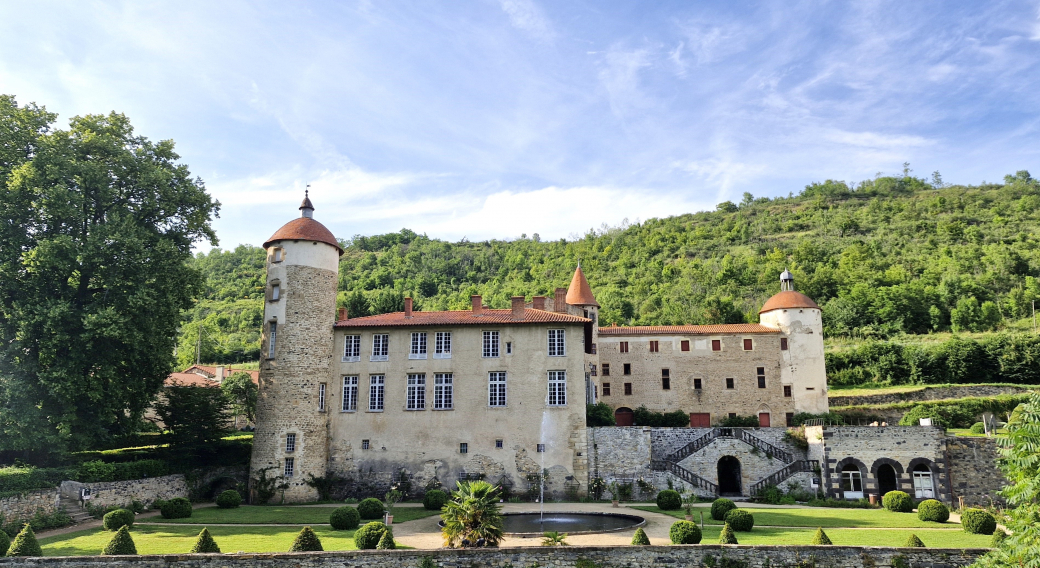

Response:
(1, 1), (1039, 250)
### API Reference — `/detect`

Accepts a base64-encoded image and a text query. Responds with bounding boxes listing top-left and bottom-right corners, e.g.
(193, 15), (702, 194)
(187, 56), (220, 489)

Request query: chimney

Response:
(532, 296), (546, 310)
(215, 366), (225, 383)
(337, 307), (348, 321)
(511, 296), (525, 318)
(554, 287), (567, 313)
(404, 297), (413, 318)
(471, 295), (483, 315)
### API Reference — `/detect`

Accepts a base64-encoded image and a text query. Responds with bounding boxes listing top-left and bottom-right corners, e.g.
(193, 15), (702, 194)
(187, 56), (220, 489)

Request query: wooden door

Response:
(615, 407), (634, 426)
(758, 412), (771, 427)
(689, 413), (711, 427)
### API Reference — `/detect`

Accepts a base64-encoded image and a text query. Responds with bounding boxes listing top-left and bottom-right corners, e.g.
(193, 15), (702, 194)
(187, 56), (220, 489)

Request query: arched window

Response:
(841, 464), (863, 499)
(912, 464), (935, 499)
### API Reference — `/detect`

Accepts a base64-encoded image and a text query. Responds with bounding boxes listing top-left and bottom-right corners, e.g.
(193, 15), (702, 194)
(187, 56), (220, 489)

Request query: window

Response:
(406, 374), (426, 410)
(743, 338), (753, 351)
(342, 376), (358, 411)
(681, 340), (690, 352)
(270, 284), (280, 301)
(284, 457), (294, 477)
(371, 334), (389, 361)
(435, 373), (453, 410)
(841, 465), (864, 497)
(343, 335), (361, 362)
(661, 369), (670, 390)
(780, 337), (789, 351)
(602, 364), (610, 376)
(602, 382), (611, 396)
(268, 322), (277, 358)
(912, 465), (935, 498)
(783, 385), (792, 398)
(548, 329), (566, 356)
(434, 332), (452, 358)
(757, 367), (766, 389)
(726, 378), (734, 389)
(272, 247), (283, 263)
(489, 372), (507, 407)
(537, 444), (545, 453)
(369, 375), (384, 411)
(623, 363), (631, 375)
(506, 342), (512, 354)
(649, 340), (659, 353)
(619, 341), (629, 353)
(285, 433), (296, 453)
(711, 339), (721, 351)
(693, 378), (702, 390)
(729, 412), (737, 419)
(624, 383), (632, 395)
(591, 343), (597, 354)
(495, 439), (503, 449)
(786, 412), (795, 426)
(459, 443), (468, 454)
(547, 371), (567, 406)
(318, 383), (327, 410)
(361, 439), (370, 450)
(483, 331), (500, 358)
(410, 332), (427, 359)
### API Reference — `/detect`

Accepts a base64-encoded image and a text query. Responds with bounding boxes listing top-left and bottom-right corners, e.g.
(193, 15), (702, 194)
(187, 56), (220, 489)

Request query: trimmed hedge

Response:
(905, 534), (925, 547)
(102, 509), (135, 531)
(190, 528), (221, 553)
(289, 526), (323, 552)
(357, 498), (384, 520)
(882, 491), (913, 513)
(719, 523), (738, 544)
(812, 527), (832, 545)
(724, 509), (755, 532)
(916, 499), (949, 523)
(102, 526), (137, 555)
(631, 527), (650, 545)
(7, 525), (42, 556)
(656, 489), (682, 511)
(969, 422), (986, 434)
(0, 529), (10, 556)
(669, 520), (701, 544)
(160, 497), (193, 519)
(990, 528), (1008, 547)
(354, 521), (390, 550)
(376, 529), (396, 550)
(710, 498), (736, 521)
(216, 490), (242, 509)
(423, 489), (448, 511)
(961, 508), (997, 535)
(330, 506), (361, 530)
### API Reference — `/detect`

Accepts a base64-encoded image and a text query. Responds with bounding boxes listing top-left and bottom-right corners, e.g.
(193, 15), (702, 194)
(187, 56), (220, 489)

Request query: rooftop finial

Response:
(300, 184), (314, 218)
(780, 268), (794, 291)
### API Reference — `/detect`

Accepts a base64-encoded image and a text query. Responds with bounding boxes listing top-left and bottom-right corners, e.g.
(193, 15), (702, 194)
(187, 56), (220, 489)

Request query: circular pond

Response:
(501, 512), (645, 536)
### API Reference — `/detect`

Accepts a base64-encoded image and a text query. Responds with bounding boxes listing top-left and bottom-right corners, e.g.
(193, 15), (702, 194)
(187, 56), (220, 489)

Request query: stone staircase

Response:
(749, 460), (820, 496)
(666, 428), (794, 464)
(58, 495), (94, 525)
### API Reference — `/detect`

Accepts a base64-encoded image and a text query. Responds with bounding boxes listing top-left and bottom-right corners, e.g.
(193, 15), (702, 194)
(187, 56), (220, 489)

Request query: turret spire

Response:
(300, 185), (314, 218)
(780, 269), (794, 292)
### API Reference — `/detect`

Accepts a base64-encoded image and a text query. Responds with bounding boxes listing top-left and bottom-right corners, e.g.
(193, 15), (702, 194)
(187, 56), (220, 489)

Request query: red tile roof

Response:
(598, 324), (780, 336)
(263, 217), (343, 254)
(565, 266), (599, 307)
(335, 308), (590, 328)
(183, 365), (259, 385)
(165, 373), (219, 387)
(759, 290), (820, 313)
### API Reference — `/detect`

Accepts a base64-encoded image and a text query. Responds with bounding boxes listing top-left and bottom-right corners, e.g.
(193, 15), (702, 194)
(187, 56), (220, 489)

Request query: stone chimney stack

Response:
(337, 307), (348, 321)
(532, 296), (546, 310)
(404, 297), (413, 318)
(471, 295), (483, 315)
(511, 296), (525, 318)
(554, 287), (567, 313)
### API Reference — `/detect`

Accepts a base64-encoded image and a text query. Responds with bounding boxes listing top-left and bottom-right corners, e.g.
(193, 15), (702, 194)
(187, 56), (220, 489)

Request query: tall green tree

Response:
(152, 385), (231, 455)
(221, 371), (258, 426)
(0, 96), (218, 453)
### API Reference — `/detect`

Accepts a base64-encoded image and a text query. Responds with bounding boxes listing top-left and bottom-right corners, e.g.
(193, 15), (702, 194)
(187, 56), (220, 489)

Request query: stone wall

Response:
(0, 489), (60, 523)
(821, 426), (949, 502)
(0, 546), (989, 568)
(946, 436), (1007, 507)
(60, 475), (189, 509)
(830, 385), (1035, 407)
(587, 427), (651, 481)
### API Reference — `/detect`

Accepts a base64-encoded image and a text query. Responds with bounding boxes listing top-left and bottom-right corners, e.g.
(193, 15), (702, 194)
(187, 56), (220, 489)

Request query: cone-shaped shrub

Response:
(103, 508), (135, 531)
(905, 534), (925, 547)
(354, 521), (389, 550)
(724, 509), (755, 532)
(376, 530), (396, 549)
(102, 526), (138, 555)
(631, 527), (650, 545)
(882, 491), (913, 513)
(0, 530), (10, 557)
(916, 500), (949, 523)
(330, 506), (361, 530)
(990, 528), (1008, 548)
(190, 528), (221, 553)
(669, 520), (702, 544)
(719, 523), (738, 544)
(289, 526), (324, 552)
(7, 524), (42, 557)
(811, 527), (832, 545)
(710, 498), (737, 520)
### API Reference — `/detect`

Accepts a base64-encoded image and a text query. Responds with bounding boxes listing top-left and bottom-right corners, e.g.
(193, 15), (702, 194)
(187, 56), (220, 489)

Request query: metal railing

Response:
(662, 461), (718, 494)
(737, 429), (793, 463)
(666, 428), (720, 462)
(749, 460), (819, 495)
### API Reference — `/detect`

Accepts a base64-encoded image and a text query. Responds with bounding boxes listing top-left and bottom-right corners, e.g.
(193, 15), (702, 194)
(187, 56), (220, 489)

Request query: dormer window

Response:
(272, 247), (284, 263)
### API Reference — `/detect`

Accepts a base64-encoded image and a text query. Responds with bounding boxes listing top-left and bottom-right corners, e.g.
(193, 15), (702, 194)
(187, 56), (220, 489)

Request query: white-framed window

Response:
(435, 373), (453, 410)
(343, 335), (361, 362)
(548, 329), (566, 356)
(913, 466), (935, 499)
(841, 465), (864, 499)
(342, 376), (358, 412)
(483, 331), (500, 358)
(489, 372), (507, 407)
(318, 383), (326, 411)
(548, 370), (567, 406)
(285, 433), (296, 453)
(434, 332), (452, 359)
(270, 284), (280, 301)
(284, 457), (294, 477)
(369, 375), (385, 411)
(410, 332), (427, 359)
(268, 321), (277, 358)
(407, 374), (426, 410)
(371, 334), (389, 361)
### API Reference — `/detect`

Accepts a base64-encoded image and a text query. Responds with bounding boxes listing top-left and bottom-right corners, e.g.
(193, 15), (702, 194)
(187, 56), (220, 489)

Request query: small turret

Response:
(780, 269), (794, 291)
(759, 270), (827, 414)
(299, 188), (315, 218)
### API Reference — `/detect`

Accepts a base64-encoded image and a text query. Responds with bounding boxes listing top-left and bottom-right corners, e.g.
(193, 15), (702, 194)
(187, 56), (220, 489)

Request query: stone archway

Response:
(717, 456), (742, 496)
(614, 407), (634, 426)
(877, 464), (898, 496)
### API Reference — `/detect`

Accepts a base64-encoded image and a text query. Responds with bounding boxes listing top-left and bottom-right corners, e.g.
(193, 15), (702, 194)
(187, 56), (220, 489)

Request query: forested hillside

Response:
(181, 170), (1040, 378)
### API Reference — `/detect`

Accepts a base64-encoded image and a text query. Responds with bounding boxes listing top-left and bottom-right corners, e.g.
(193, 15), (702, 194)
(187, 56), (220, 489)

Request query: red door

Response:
(759, 413), (771, 427)
(690, 413), (711, 427)
(615, 407), (634, 426)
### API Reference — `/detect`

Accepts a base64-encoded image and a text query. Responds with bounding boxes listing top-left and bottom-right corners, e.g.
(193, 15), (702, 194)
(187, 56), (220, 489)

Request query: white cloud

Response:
(499, 0), (555, 42)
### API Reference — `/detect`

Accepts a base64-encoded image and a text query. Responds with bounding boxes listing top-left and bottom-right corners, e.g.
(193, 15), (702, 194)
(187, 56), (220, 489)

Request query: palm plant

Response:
(541, 531), (568, 546)
(440, 480), (504, 548)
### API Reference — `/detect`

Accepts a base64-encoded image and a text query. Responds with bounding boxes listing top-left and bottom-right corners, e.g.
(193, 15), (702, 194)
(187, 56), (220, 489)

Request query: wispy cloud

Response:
(499, 0), (555, 42)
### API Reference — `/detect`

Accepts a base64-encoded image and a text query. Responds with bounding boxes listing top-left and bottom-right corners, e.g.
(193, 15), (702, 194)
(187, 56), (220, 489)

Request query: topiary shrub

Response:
(961, 508), (997, 535)
(969, 422), (986, 435)
(330, 506), (361, 530)
(916, 499), (949, 523)
(289, 526), (323, 552)
(990, 528), (1008, 547)
(882, 491), (913, 513)
(710, 498), (736, 520)
(357, 498), (385, 520)
(102, 525), (137, 555)
(669, 520), (702, 544)
(0, 530), (9, 557)
(631, 527), (650, 545)
(160, 497), (193, 519)
(905, 534), (925, 547)
(812, 527), (832, 545)
(354, 521), (389, 550)
(423, 489), (448, 511)
(6, 524), (42, 557)
(719, 523), (738, 544)
(724, 509), (755, 532)
(103, 508), (135, 531)
(216, 490), (242, 509)
(656, 489), (682, 511)
(376, 529), (396, 549)
(190, 528), (221, 553)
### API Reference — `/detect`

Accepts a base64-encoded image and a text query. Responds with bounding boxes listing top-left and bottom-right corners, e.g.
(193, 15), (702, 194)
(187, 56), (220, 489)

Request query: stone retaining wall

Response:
(0, 489), (60, 522)
(60, 475), (188, 509)
(829, 385), (1034, 407)
(0, 546), (989, 568)
(946, 436), (1007, 507)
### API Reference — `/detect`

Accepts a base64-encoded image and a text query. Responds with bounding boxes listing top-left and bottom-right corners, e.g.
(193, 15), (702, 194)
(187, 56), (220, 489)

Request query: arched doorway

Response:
(717, 456), (742, 496)
(614, 407), (634, 426)
(912, 464), (935, 499)
(877, 464), (898, 496)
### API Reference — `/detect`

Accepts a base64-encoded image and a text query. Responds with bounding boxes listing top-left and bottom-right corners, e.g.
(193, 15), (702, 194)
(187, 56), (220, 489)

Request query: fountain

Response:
(501, 512), (645, 536)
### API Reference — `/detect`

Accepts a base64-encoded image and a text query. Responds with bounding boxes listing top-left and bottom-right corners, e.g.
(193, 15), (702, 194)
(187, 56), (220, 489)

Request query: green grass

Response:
(694, 526), (991, 548)
(147, 505), (439, 525)
(39, 525), (360, 556)
(633, 506), (959, 529)
(827, 382), (1040, 397)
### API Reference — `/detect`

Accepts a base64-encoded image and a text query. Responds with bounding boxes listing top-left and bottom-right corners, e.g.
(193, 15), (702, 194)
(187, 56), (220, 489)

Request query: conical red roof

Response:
(263, 217), (343, 254)
(759, 290), (819, 313)
(565, 266), (599, 307)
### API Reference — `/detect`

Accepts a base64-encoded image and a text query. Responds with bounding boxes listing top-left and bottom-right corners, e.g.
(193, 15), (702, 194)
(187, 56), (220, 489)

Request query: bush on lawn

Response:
(719, 523), (738, 544)
(6, 525), (42, 556)
(216, 489), (242, 509)
(423, 489), (448, 511)
(990, 528), (1008, 547)
(354, 521), (390, 550)
(969, 422), (986, 435)
(916, 499), (949, 523)
(961, 508), (997, 535)
(160, 497), (193, 519)
(0, 529), (9, 556)
(103, 509), (135, 531)
(710, 498), (736, 520)
(905, 534), (925, 547)
(669, 520), (701, 544)
(289, 526), (323, 552)
(190, 528), (221, 553)
(102, 526), (137, 555)
(656, 489), (682, 511)
(376, 529), (396, 549)
(631, 527), (650, 545)
(330, 506), (361, 530)
(882, 491), (913, 513)
(812, 527), (832, 545)
(725, 509), (755, 532)
(357, 498), (385, 520)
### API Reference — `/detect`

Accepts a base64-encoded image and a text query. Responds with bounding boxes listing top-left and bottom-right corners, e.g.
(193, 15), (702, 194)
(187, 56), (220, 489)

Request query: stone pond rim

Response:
(439, 512), (646, 537)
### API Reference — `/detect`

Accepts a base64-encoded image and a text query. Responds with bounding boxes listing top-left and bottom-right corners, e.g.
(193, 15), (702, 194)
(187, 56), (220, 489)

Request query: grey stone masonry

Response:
(821, 426), (950, 502)
(946, 436), (1007, 507)
(587, 427), (652, 481)
(0, 489), (60, 523)
(59, 475), (189, 509)
(830, 385), (1035, 407)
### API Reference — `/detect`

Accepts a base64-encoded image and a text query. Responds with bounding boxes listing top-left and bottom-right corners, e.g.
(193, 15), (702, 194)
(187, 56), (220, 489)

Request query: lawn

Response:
(147, 505), (440, 525)
(694, 526), (991, 548)
(40, 525), (360, 556)
(632, 505), (961, 529)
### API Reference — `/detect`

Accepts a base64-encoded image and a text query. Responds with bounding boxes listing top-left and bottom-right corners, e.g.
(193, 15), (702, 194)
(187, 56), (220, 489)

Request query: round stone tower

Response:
(249, 192), (342, 502)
